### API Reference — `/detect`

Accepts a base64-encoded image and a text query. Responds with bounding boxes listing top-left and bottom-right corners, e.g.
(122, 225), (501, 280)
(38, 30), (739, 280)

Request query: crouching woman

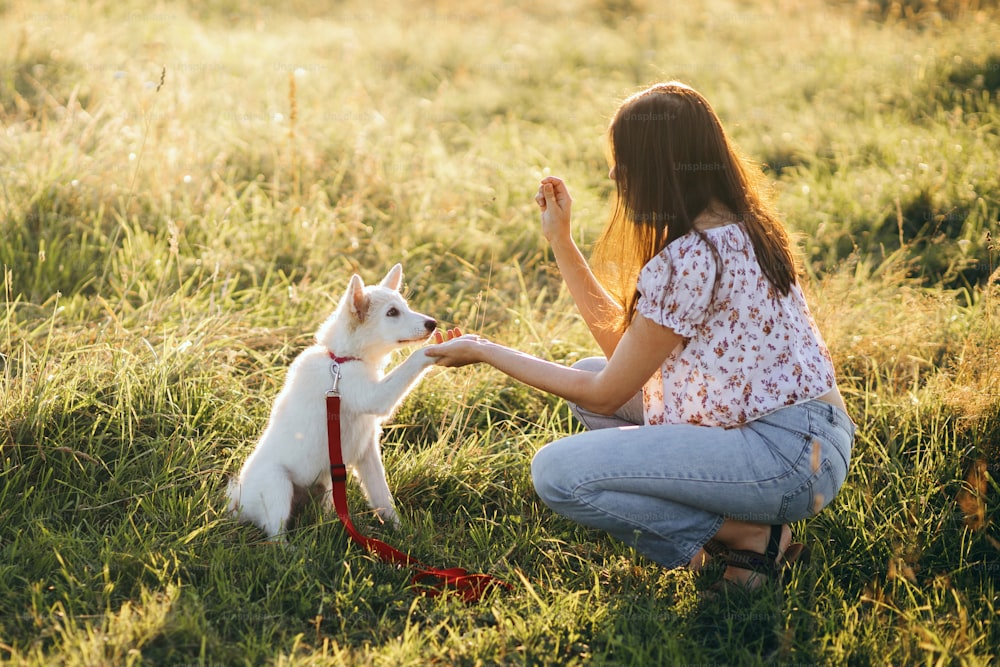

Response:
(426, 82), (855, 590)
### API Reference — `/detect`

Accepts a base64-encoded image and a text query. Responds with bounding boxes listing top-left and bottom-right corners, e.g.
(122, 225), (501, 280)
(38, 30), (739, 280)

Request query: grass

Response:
(1, 0), (999, 664)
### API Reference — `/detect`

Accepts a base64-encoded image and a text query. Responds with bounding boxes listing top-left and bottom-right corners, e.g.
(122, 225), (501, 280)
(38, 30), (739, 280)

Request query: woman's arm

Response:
(425, 315), (683, 416)
(537, 177), (623, 358)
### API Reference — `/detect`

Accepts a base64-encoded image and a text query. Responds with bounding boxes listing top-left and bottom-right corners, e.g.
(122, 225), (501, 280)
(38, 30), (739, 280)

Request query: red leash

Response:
(325, 354), (511, 602)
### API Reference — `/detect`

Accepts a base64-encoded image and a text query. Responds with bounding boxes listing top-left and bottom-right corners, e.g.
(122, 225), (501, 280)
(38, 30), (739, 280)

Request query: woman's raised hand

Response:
(535, 176), (572, 243)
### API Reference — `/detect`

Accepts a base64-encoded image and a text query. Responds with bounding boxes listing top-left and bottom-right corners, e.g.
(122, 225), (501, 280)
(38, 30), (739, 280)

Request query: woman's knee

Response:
(571, 356), (607, 372)
(567, 356), (644, 429)
(530, 441), (573, 505)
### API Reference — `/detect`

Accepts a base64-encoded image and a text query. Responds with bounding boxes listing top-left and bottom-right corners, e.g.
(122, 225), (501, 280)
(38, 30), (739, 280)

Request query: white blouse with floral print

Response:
(635, 223), (836, 428)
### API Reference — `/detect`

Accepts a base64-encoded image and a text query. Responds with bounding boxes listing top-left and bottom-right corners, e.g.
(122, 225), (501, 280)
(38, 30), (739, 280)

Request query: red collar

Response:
(329, 352), (360, 364)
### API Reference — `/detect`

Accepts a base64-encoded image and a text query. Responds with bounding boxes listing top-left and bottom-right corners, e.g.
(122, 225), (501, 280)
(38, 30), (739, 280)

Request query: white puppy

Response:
(227, 264), (438, 539)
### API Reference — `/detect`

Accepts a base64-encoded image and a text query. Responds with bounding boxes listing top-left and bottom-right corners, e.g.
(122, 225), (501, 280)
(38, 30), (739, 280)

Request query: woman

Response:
(425, 82), (855, 590)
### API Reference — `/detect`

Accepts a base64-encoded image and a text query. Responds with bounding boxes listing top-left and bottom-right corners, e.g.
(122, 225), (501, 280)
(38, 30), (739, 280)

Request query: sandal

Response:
(703, 538), (728, 558)
(704, 525), (808, 595)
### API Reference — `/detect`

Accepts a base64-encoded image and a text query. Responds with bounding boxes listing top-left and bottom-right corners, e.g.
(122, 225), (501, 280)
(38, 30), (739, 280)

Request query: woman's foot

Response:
(687, 548), (711, 573)
(687, 537), (729, 573)
(724, 523), (789, 587)
(707, 522), (804, 590)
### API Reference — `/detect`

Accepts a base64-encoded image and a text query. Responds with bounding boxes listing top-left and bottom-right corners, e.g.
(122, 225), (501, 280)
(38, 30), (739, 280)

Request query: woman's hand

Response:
(425, 330), (491, 367)
(535, 176), (572, 244)
(431, 327), (464, 344)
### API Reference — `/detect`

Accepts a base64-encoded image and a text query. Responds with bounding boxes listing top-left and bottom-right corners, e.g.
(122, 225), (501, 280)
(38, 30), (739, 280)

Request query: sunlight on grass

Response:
(2, 0), (999, 664)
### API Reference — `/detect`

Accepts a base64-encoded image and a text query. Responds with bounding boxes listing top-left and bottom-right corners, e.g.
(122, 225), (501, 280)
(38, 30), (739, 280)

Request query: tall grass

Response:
(2, 0), (999, 664)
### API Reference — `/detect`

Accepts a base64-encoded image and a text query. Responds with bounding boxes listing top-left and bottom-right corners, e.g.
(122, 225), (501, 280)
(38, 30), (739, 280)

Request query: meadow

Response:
(2, 0), (999, 664)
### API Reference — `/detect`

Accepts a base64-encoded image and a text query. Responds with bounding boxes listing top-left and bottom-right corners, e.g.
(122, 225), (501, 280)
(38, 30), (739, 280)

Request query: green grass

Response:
(2, 0), (999, 664)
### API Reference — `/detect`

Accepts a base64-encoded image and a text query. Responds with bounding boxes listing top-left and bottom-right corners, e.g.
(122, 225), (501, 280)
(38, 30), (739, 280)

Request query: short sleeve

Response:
(635, 240), (717, 338)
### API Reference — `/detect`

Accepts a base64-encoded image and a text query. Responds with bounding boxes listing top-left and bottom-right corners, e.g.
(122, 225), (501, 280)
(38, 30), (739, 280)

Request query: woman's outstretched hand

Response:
(535, 176), (572, 243)
(431, 327), (464, 344)
(425, 328), (489, 367)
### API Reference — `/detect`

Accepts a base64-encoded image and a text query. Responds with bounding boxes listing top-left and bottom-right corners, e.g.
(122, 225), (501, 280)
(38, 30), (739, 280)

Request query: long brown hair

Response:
(592, 82), (797, 331)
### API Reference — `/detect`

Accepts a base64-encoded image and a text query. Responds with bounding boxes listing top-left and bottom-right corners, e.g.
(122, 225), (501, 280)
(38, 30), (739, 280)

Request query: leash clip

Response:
(327, 361), (342, 397)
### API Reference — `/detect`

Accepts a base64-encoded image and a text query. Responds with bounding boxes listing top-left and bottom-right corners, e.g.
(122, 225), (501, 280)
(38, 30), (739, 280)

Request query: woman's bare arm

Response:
(536, 176), (623, 357)
(425, 315), (682, 416)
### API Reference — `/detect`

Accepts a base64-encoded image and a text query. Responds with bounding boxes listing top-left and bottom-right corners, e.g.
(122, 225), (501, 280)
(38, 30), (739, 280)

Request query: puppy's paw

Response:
(412, 347), (437, 369)
(379, 507), (402, 530)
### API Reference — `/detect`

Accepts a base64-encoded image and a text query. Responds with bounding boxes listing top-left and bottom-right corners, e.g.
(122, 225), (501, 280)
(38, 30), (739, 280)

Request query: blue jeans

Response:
(530, 358), (855, 569)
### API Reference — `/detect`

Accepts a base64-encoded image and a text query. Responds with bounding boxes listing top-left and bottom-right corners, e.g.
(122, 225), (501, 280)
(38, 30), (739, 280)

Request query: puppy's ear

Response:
(379, 263), (403, 292)
(347, 274), (368, 322)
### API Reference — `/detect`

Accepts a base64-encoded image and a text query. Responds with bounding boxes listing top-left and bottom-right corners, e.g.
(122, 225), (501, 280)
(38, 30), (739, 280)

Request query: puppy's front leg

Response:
(355, 350), (435, 416)
(354, 442), (401, 528)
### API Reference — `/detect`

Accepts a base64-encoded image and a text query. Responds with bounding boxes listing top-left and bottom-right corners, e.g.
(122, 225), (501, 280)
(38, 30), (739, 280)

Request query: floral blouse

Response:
(635, 224), (836, 428)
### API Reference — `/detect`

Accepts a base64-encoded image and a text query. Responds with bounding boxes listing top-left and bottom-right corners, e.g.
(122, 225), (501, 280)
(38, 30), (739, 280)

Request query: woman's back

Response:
(637, 223), (836, 427)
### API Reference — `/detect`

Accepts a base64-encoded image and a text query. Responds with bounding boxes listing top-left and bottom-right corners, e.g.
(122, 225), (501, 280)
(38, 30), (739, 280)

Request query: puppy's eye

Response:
(386, 307), (399, 317)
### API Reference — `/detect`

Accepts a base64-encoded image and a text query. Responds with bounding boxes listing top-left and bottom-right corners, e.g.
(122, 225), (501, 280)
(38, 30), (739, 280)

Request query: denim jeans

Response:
(530, 357), (856, 569)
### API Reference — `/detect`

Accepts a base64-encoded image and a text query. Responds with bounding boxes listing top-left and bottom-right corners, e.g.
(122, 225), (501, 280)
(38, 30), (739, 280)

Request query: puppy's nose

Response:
(424, 319), (437, 332)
